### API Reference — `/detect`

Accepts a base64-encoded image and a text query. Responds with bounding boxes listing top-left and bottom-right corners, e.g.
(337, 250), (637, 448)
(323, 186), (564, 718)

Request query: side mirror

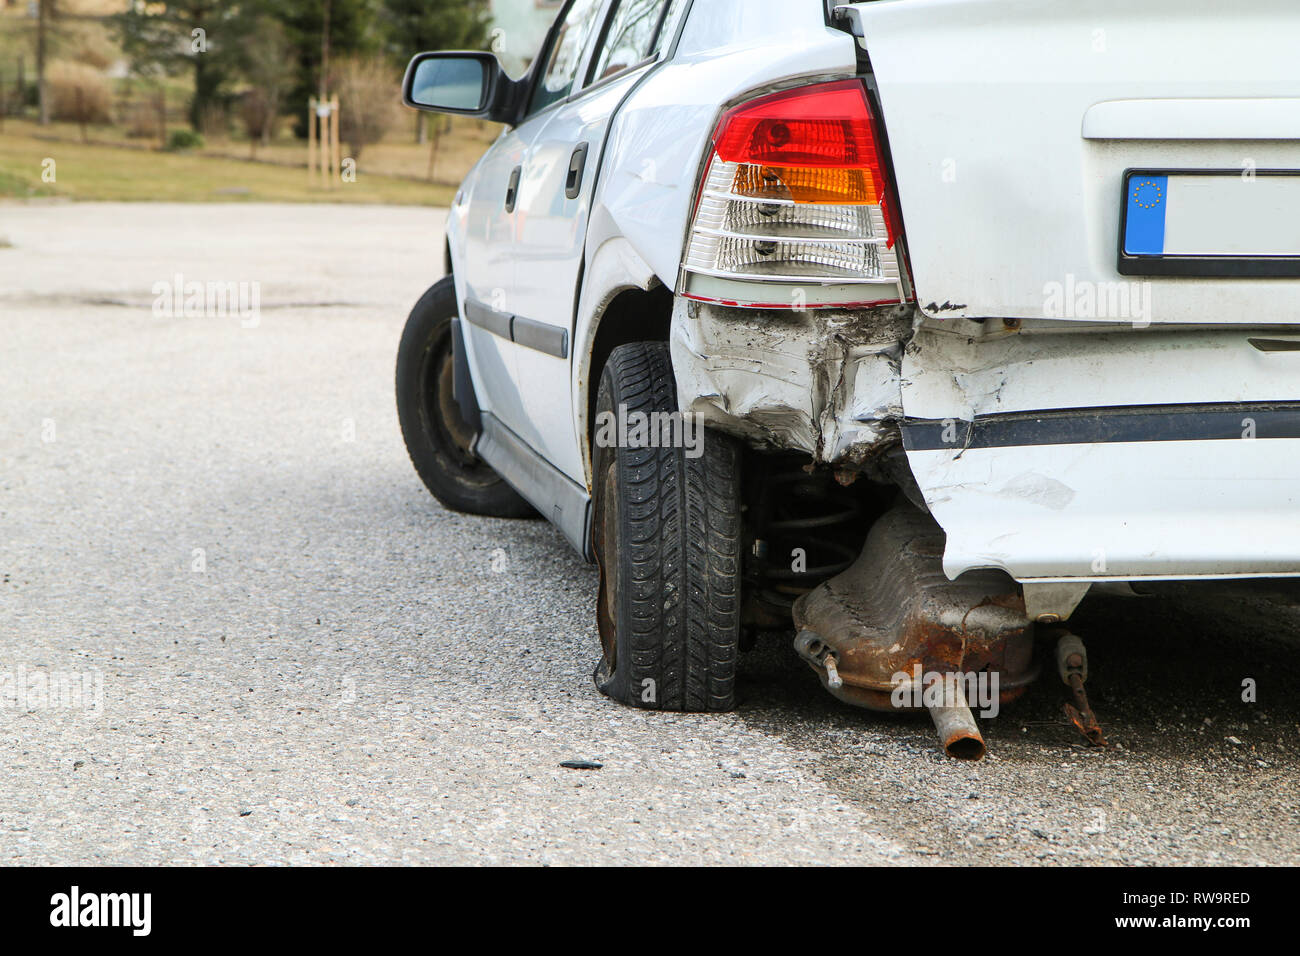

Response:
(402, 51), (521, 125)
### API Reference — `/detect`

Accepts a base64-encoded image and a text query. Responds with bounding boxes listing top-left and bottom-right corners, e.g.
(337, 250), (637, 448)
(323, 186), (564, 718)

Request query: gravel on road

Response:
(1, 202), (1297, 865)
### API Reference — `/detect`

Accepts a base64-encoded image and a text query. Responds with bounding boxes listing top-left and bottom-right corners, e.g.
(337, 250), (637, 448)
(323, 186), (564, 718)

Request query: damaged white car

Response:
(395, 0), (1300, 758)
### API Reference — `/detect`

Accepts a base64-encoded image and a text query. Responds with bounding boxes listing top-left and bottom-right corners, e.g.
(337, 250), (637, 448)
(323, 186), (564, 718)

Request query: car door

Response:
(458, 120), (530, 437)
(509, 0), (684, 483)
(459, 0), (609, 450)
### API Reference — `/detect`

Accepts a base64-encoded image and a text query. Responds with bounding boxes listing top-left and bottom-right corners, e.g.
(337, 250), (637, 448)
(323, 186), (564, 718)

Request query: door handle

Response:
(565, 143), (589, 200)
(505, 166), (521, 213)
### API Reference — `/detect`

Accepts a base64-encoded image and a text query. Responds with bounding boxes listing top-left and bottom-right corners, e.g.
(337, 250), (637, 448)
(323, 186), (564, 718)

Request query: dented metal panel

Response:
(566, 3), (861, 487)
(900, 324), (1300, 582)
(669, 297), (912, 466)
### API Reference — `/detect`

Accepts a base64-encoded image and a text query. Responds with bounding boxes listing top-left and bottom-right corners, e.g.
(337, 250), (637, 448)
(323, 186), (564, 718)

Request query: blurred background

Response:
(0, 0), (564, 205)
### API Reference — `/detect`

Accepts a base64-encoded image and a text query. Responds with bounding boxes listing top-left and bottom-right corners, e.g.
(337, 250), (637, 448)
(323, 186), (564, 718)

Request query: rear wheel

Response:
(591, 342), (742, 712)
(396, 277), (533, 518)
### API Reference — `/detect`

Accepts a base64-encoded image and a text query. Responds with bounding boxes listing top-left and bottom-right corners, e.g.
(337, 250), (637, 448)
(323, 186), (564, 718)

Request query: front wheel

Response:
(396, 277), (534, 518)
(592, 342), (742, 712)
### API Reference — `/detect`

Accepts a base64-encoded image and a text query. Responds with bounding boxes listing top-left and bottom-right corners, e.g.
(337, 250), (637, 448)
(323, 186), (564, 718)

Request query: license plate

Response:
(1119, 169), (1300, 277)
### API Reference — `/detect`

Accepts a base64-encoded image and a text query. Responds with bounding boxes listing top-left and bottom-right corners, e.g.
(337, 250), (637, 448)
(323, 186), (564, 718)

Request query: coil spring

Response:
(748, 466), (865, 611)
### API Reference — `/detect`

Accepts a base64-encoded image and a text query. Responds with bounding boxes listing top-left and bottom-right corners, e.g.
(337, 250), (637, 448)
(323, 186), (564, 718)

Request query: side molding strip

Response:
(463, 296), (513, 340)
(463, 296), (570, 359)
(902, 402), (1300, 451)
(511, 314), (569, 358)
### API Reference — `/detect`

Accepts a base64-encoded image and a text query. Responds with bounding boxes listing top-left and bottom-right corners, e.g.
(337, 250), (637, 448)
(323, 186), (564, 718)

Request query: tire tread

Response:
(595, 342), (740, 712)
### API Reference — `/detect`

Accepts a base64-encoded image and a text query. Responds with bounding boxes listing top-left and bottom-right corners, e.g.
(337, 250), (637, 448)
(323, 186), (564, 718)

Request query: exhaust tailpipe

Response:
(927, 682), (986, 761)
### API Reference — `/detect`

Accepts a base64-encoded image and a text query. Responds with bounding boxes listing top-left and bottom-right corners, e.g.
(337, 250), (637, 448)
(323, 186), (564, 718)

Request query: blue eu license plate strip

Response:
(1123, 174), (1168, 256)
(1118, 168), (1300, 278)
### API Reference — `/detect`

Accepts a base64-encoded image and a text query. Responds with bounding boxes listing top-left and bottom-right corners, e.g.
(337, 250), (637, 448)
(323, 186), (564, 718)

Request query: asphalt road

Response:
(2, 202), (1298, 865)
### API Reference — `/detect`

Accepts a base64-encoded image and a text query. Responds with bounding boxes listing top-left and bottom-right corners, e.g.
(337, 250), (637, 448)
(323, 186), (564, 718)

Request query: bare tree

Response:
(36, 0), (57, 125)
(238, 16), (296, 154)
(330, 56), (399, 162)
(319, 0), (331, 100)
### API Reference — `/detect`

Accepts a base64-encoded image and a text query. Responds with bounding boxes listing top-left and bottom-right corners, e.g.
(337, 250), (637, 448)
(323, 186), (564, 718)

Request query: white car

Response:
(395, 0), (1300, 756)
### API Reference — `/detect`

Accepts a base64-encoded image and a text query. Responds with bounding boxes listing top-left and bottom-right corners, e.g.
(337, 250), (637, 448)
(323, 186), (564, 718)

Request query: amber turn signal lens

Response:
(731, 164), (880, 206)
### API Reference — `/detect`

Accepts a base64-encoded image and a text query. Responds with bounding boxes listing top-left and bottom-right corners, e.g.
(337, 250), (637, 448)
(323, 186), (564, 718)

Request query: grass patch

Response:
(0, 120), (453, 205)
(0, 167), (56, 200)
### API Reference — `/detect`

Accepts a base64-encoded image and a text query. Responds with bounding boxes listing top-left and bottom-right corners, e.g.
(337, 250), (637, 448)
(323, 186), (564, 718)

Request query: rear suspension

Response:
(741, 453), (878, 634)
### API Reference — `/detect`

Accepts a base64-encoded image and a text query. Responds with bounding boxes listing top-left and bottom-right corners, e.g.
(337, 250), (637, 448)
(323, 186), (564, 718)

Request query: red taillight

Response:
(680, 80), (909, 310)
(713, 80), (882, 170)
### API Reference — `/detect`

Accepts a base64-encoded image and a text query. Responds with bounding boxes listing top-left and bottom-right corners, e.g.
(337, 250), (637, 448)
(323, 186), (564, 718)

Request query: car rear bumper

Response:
(671, 293), (1300, 584)
(903, 403), (1300, 581)
(902, 325), (1300, 582)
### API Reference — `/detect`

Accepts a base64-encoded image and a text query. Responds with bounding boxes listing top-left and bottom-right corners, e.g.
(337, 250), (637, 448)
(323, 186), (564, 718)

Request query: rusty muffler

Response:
(792, 502), (1038, 759)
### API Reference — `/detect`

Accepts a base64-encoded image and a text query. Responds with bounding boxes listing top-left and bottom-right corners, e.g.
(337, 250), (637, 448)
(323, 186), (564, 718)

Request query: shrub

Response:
(198, 102), (231, 142)
(330, 57), (399, 162)
(240, 89), (276, 151)
(238, 16), (295, 152)
(165, 128), (205, 151)
(47, 61), (112, 128)
(125, 99), (159, 139)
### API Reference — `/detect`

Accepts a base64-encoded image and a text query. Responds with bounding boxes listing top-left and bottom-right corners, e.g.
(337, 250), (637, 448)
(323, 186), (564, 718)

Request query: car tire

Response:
(396, 277), (534, 519)
(591, 342), (742, 712)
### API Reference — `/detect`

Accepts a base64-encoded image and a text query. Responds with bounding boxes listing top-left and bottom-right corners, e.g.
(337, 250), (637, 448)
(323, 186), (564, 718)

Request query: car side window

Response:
(527, 0), (606, 117)
(648, 0), (688, 57)
(589, 0), (677, 84)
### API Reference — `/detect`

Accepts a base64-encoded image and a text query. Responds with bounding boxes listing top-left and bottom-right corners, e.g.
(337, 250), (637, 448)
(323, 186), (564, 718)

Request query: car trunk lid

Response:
(839, 0), (1300, 325)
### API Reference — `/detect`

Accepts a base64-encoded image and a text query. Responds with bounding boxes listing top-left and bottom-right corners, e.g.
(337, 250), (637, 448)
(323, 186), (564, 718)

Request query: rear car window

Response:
(589, 0), (679, 83)
(529, 0), (606, 115)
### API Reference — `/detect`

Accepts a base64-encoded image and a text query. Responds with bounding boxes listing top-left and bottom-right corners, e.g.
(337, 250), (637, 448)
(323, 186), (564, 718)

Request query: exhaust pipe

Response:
(927, 681), (986, 761)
